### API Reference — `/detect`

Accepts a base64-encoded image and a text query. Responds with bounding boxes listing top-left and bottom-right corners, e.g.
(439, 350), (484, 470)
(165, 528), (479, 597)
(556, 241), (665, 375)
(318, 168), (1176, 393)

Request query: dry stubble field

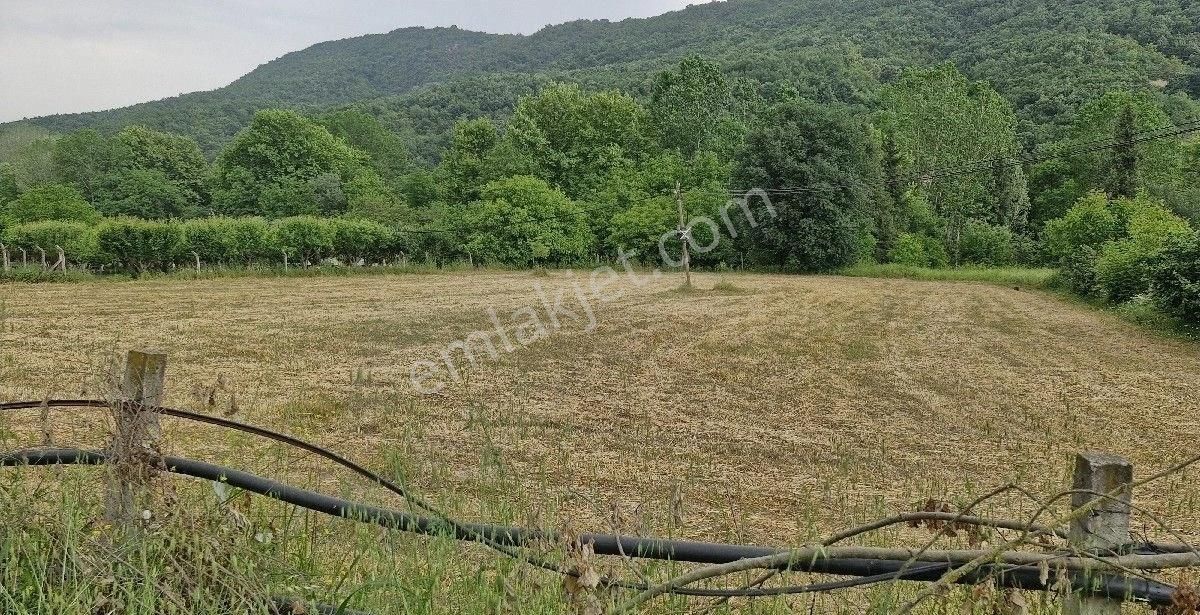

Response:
(2, 269), (1200, 570)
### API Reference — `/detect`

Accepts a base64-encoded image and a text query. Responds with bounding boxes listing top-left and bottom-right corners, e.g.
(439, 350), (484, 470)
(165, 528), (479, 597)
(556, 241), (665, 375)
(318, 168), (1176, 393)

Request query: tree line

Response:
(1, 56), (1198, 325)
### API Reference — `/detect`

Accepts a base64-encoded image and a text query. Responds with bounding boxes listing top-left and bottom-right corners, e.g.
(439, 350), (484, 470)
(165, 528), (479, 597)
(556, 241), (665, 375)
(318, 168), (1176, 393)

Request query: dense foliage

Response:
(0, 2), (1198, 325)
(733, 100), (878, 271)
(4, 0), (1200, 156)
(1152, 232), (1200, 326)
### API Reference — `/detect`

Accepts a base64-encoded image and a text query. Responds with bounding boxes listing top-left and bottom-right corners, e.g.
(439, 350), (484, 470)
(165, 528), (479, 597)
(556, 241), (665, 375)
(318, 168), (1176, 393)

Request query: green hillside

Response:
(7, 0), (1200, 155)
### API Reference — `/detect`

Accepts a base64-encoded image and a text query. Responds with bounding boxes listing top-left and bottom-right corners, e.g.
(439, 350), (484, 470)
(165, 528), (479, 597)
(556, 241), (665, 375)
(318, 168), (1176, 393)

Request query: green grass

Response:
(838, 263), (1058, 288)
(1060, 293), (1200, 341)
(841, 263), (1199, 341)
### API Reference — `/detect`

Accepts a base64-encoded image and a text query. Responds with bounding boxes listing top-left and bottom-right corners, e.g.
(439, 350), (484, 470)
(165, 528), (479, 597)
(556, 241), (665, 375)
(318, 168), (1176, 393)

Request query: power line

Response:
(899, 117), (1200, 182)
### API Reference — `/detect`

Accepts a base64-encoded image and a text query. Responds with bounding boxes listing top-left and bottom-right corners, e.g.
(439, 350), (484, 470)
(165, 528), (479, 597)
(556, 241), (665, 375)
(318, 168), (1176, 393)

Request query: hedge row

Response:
(0, 216), (406, 274)
(1045, 191), (1200, 328)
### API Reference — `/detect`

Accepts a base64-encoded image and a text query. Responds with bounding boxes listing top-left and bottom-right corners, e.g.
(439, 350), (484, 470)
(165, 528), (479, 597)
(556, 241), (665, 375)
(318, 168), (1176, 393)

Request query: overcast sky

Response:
(0, 0), (708, 123)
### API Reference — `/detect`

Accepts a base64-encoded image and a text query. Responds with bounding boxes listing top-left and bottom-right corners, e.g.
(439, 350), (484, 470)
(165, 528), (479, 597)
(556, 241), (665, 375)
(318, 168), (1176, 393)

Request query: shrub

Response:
(94, 218), (183, 274)
(1, 184), (101, 226)
(1058, 245), (1101, 296)
(329, 218), (394, 264)
(924, 236), (950, 268)
(958, 221), (1014, 266)
(2, 221), (98, 266)
(461, 176), (592, 266)
(887, 233), (948, 268)
(181, 218), (234, 266)
(887, 233), (929, 267)
(1010, 233), (1043, 266)
(272, 216), (333, 265)
(1094, 201), (1191, 302)
(1042, 191), (1117, 261)
(225, 217), (273, 265)
(1095, 241), (1148, 302)
(1151, 233), (1200, 327)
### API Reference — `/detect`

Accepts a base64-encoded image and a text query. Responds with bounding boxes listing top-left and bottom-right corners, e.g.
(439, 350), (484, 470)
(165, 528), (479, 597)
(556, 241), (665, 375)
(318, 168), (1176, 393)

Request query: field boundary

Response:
(3, 349), (1200, 613)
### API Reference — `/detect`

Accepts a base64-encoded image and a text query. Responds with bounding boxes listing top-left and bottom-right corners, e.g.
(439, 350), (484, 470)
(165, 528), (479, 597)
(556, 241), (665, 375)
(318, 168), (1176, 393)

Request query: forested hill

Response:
(7, 0), (1200, 155)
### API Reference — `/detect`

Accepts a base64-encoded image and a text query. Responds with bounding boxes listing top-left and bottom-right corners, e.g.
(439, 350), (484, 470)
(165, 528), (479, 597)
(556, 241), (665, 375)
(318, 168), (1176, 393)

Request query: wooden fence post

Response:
(105, 350), (168, 527)
(36, 245), (46, 270)
(1064, 452), (1132, 615)
(0, 243), (8, 273)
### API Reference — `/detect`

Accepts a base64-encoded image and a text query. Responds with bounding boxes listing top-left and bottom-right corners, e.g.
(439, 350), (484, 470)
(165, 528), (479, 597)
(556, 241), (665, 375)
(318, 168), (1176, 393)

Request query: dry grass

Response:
(2, 269), (1200, 570)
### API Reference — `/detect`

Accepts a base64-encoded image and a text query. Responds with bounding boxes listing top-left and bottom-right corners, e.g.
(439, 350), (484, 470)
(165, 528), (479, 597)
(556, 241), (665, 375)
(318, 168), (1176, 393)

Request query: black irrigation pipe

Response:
(0, 448), (1182, 607)
(270, 598), (369, 615)
(0, 398), (1180, 605)
(0, 400), (951, 598)
(0, 448), (948, 597)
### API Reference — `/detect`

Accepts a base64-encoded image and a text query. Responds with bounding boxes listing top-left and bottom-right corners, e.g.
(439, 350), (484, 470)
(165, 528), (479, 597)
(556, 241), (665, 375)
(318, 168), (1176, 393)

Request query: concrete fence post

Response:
(104, 350), (168, 527)
(1064, 451), (1133, 615)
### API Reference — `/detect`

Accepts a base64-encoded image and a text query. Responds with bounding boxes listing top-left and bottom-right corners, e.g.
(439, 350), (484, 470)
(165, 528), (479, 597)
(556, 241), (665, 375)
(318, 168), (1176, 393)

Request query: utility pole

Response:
(675, 181), (692, 289)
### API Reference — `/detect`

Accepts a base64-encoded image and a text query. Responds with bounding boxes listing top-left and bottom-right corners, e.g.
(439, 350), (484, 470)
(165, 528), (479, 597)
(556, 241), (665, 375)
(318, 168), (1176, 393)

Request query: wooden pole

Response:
(19, 248), (26, 268)
(191, 251), (201, 274)
(105, 350), (168, 527)
(1064, 452), (1132, 615)
(282, 250), (289, 271)
(36, 246), (46, 270)
(0, 244), (8, 273)
(53, 245), (66, 272)
(675, 181), (692, 288)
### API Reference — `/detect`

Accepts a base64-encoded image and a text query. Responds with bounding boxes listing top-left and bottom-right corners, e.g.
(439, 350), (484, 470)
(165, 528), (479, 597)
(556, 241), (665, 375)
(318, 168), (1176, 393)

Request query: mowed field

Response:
(2, 270), (1200, 551)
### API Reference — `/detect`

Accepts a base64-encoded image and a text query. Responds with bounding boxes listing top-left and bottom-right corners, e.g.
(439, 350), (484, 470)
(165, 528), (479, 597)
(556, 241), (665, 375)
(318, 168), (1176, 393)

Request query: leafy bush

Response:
(181, 218), (235, 265)
(608, 196), (675, 263)
(460, 176), (592, 266)
(272, 216), (333, 265)
(887, 233), (948, 268)
(887, 233), (929, 267)
(1058, 245), (1101, 296)
(1, 184), (101, 226)
(1094, 201), (1191, 302)
(1151, 233), (1200, 327)
(1010, 233), (1043, 266)
(1094, 241), (1147, 302)
(2, 221), (98, 266)
(94, 218), (183, 274)
(958, 221), (1014, 266)
(329, 218), (394, 264)
(179, 216), (276, 268)
(1042, 191), (1116, 261)
(225, 217), (274, 265)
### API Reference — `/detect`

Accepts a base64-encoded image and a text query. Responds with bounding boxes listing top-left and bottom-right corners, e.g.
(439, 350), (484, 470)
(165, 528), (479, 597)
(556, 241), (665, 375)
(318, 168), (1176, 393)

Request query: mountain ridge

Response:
(5, 0), (1199, 155)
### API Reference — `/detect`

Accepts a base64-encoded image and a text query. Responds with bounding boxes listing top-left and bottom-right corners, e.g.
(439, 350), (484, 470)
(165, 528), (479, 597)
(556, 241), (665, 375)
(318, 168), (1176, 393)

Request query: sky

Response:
(0, 0), (707, 123)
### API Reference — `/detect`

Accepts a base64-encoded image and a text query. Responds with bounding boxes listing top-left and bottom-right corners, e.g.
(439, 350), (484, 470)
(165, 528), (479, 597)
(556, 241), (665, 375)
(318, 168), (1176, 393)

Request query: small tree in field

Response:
(225, 217), (273, 266)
